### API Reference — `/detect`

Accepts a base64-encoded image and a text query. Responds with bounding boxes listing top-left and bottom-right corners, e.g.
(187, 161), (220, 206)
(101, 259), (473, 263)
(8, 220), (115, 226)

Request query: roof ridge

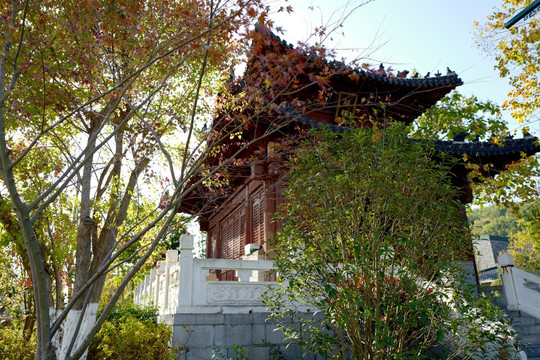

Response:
(254, 25), (463, 87)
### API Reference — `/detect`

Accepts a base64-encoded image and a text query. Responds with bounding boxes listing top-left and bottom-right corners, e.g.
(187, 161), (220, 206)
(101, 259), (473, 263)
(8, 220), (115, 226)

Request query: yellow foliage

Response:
(0, 328), (36, 360)
(476, 1), (540, 123)
(510, 230), (540, 271)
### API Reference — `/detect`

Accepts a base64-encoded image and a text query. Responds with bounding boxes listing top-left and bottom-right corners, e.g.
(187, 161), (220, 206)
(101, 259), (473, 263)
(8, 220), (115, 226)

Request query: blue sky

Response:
(272, 0), (533, 134)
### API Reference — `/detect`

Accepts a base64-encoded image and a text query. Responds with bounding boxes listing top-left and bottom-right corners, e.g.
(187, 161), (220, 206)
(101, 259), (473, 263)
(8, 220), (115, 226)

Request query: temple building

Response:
(180, 28), (540, 282)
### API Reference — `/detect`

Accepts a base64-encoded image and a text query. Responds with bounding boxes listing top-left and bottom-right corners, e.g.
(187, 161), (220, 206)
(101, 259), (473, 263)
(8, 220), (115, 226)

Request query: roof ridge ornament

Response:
(374, 63), (387, 76)
(397, 70), (409, 78)
(453, 132), (467, 142)
(446, 67), (457, 77)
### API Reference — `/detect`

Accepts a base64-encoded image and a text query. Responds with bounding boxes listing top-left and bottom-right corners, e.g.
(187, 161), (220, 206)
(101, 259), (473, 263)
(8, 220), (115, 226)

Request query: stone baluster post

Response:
(163, 250), (178, 312)
(134, 284), (138, 304)
(143, 274), (150, 305)
(499, 253), (519, 311)
(237, 269), (252, 282)
(178, 234), (194, 307)
(156, 261), (166, 311)
(150, 269), (155, 305)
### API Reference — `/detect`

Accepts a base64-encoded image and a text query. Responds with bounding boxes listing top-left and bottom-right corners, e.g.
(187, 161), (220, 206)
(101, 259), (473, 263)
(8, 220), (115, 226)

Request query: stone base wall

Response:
(161, 310), (320, 360)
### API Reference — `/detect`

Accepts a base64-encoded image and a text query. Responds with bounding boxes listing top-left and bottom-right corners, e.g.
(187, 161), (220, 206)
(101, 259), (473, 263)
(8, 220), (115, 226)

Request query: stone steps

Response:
(525, 346), (540, 360)
(503, 310), (540, 359)
(479, 282), (540, 359)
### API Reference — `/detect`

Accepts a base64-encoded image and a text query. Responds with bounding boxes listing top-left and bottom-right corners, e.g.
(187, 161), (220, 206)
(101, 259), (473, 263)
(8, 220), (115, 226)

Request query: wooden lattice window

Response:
(239, 213), (246, 257)
(219, 206), (246, 259)
(208, 227), (218, 258)
(220, 219), (232, 259)
(251, 188), (265, 245)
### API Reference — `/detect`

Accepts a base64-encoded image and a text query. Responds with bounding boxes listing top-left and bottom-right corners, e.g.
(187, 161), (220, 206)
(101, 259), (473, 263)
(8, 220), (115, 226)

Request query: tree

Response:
(473, 1), (540, 270)
(509, 201), (540, 271)
(266, 125), (515, 359)
(0, 0), (325, 359)
(475, 0), (540, 125)
(411, 86), (540, 207)
(411, 90), (508, 142)
(473, 1), (540, 204)
(468, 204), (520, 238)
(412, 87), (540, 268)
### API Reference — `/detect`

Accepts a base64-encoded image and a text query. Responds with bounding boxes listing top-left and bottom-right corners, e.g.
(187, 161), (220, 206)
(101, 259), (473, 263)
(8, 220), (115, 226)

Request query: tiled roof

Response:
(432, 136), (540, 157)
(246, 28), (464, 125)
(278, 102), (347, 133)
(296, 115), (347, 133)
(357, 69), (462, 88)
(264, 28), (463, 89)
(325, 59), (463, 88)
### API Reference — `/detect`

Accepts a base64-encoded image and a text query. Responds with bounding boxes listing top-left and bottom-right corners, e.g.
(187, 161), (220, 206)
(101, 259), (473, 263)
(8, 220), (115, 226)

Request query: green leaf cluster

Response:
(101, 302), (159, 324)
(412, 91), (508, 141)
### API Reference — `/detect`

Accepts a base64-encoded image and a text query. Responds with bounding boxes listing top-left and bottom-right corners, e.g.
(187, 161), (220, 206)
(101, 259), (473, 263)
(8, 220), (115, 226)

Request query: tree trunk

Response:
(57, 128), (97, 360)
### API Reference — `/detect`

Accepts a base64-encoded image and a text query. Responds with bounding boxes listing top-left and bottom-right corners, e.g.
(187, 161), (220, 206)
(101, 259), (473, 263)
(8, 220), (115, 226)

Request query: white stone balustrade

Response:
(499, 253), (540, 319)
(134, 234), (275, 315)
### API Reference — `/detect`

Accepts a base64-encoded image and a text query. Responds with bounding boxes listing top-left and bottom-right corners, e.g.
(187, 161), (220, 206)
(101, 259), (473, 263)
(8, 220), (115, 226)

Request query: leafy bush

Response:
(104, 302), (158, 324)
(88, 303), (176, 360)
(0, 327), (36, 360)
(265, 125), (518, 359)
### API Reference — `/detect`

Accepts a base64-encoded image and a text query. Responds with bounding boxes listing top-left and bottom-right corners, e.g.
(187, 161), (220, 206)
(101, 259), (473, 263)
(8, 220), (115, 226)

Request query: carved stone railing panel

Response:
(206, 283), (274, 305)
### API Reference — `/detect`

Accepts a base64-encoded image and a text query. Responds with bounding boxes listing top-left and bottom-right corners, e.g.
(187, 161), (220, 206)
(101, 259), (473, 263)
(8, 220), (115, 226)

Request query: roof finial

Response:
(375, 63), (387, 76)
(397, 70), (409, 78)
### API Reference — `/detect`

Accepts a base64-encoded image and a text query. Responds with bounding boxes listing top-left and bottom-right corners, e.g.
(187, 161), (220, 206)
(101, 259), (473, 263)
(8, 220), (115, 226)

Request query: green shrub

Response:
(88, 303), (176, 360)
(0, 327), (36, 360)
(266, 126), (517, 359)
(105, 302), (158, 324)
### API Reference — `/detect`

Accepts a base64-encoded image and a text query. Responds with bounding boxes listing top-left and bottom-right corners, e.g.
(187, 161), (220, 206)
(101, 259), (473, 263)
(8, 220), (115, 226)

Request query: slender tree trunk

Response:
(18, 210), (56, 360)
(0, 100), (55, 359)
(58, 127), (97, 360)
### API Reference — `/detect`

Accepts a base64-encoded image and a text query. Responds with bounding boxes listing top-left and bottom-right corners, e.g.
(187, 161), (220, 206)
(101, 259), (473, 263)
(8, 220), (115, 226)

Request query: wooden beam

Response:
(505, 0), (540, 29)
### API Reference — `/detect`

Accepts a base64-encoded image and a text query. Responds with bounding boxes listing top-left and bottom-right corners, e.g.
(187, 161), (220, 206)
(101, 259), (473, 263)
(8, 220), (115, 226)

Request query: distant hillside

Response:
(468, 205), (521, 238)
